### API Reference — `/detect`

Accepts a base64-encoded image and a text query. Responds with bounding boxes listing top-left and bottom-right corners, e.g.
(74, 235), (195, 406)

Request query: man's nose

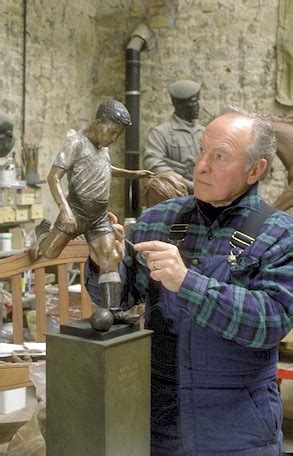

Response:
(196, 154), (210, 173)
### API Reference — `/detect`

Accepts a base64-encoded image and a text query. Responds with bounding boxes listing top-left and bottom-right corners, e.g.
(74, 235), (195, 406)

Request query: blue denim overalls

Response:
(146, 231), (283, 456)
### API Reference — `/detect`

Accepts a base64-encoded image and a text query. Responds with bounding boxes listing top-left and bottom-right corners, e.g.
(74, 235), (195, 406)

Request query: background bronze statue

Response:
(143, 170), (188, 207)
(0, 114), (15, 158)
(143, 79), (204, 194)
(33, 100), (153, 330)
(272, 116), (293, 211)
(0, 114), (19, 186)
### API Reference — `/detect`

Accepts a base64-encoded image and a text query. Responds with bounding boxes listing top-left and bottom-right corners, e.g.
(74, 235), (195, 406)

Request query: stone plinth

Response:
(46, 329), (152, 456)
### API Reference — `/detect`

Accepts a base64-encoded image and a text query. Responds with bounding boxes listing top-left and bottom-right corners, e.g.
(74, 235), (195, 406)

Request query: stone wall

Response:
(0, 0), (23, 153)
(1, 0), (293, 222)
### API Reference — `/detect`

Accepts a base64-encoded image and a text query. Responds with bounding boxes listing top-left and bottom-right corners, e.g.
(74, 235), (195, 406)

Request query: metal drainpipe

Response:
(21, 0), (27, 149)
(125, 23), (151, 219)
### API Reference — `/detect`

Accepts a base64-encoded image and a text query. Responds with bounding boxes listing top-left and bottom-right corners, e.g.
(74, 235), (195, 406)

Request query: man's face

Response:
(95, 121), (125, 147)
(193, 114), (257, 205)
(175, 93), (200, 122)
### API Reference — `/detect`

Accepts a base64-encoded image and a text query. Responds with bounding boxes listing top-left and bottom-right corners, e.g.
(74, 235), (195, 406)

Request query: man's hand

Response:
(134, 240), (187, 292)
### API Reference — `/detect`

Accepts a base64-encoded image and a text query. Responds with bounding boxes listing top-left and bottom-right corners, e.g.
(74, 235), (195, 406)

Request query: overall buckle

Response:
(168, 223), (189, 245)
(229, 230), (255, 250)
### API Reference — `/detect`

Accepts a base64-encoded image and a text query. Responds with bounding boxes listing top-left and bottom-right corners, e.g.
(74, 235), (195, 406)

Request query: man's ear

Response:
(247, 159), (268, 185)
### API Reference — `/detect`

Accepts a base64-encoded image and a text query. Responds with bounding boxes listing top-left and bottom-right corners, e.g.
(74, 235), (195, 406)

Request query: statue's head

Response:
(168, 80), (201, 122)
(95, 100), (132, 127)
(92, 100), (132, 148)
(0, 114), (15, 157)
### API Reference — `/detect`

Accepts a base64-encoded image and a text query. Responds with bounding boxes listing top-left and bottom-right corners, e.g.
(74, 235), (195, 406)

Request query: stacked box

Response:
(30, 203), (43, 220)
(0, 188), (16, 206)
(15, 206), (30, 222)
(0, 207), (16, 223)
(16, 187), (42, 205)
(0, 186), (43, 229)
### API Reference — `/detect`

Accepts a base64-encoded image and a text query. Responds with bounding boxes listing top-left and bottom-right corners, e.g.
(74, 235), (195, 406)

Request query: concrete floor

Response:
(0, 381), (292, 454)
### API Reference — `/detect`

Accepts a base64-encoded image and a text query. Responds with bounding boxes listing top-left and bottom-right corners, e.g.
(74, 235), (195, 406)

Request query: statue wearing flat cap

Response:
(143, 79), (204, 193)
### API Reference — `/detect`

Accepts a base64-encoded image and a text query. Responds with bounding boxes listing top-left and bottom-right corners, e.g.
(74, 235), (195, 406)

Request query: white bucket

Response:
(0, 233), (12, 251)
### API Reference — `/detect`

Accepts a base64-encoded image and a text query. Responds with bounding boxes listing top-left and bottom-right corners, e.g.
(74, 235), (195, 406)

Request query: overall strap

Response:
(168, 198), (276, 253)
(168, 197), (194, 246)
(230, 200), (276, 251)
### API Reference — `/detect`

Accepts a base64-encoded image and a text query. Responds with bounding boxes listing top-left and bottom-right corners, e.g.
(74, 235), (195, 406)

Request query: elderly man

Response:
(143, 79), (204, 194)
(86, 107), (293, 455)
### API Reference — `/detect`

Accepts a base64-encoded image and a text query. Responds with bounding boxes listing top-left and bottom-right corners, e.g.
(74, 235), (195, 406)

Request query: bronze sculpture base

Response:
(60, 318), (140, 341)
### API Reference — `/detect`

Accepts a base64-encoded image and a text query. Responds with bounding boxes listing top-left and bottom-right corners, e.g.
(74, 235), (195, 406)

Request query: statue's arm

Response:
(47, 166), (77, 232)
(48, 166), (70, 213)
(111, 166), (153, 179)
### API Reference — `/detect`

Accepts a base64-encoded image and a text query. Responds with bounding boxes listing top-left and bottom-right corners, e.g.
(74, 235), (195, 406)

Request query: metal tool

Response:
(112, 225), (147, 264)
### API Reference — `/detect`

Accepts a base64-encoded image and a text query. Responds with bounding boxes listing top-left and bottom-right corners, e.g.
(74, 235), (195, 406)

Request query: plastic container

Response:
(0, 169), (17, 185)
(0, 387), (27, 414)
(0, 233), (12, 251)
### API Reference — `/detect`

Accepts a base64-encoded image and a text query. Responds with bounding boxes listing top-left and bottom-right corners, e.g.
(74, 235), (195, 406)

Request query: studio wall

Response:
(1, 0), (292, 220)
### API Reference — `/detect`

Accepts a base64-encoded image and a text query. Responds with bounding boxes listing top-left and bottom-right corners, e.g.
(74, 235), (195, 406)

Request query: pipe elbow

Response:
(127, 22), (151, 52)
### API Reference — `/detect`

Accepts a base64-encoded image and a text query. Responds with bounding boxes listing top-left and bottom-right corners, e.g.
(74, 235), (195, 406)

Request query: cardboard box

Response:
(0, 387), (26, 414)
(0, 188), (15, 207)
(15, 206), (30, 222)
(30, 203), (43, 220)
(0, 206), (16, 223)
(9, 226), (25, 249)
(16, 187), (42, 205)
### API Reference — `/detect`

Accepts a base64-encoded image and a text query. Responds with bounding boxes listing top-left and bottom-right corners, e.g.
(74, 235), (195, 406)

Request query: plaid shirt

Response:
(117, 184), (293, 349)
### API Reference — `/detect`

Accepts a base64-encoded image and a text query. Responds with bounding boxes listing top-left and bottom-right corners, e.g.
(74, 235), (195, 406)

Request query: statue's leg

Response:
(35, 219), (71, 259)
(89, 232), (121, 310)
(97, 272), (121, 310)
(89, 232), (120, 272)
(89, 233), (140, 326)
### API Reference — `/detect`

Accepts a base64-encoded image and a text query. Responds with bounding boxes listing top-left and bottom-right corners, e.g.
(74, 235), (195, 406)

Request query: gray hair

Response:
(222, 106), (276, 180)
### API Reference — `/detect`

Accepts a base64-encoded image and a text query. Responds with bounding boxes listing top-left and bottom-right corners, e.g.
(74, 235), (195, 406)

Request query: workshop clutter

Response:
(6, 362), (46, 455)
(0, 186), (43, 225)
(0, 268), (93, 343)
